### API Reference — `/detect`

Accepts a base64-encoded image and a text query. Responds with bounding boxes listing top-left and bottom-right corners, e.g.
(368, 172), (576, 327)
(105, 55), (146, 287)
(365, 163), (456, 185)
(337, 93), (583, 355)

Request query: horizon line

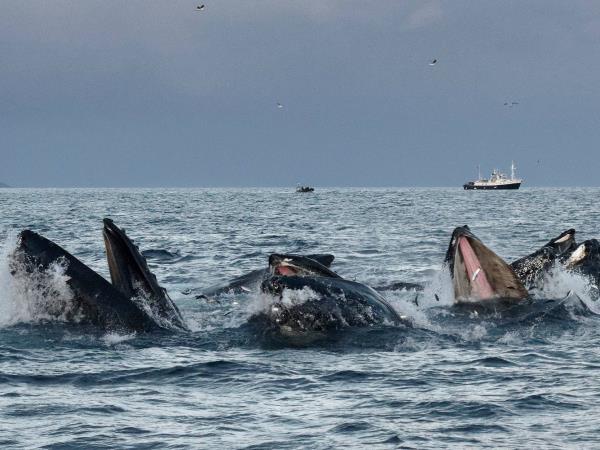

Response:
(1, 185), (598, 189)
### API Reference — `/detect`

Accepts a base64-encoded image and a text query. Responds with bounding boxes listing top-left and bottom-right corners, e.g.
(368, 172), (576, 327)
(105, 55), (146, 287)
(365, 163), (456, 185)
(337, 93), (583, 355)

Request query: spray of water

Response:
(533, 263), (598, 305)
(0, 234), (79, 327)
(384, 266), (501, 341)
(384, 267), (453, 327)
(422, 266), (455, 307)
(239, 286), (317, 318)
(101, 331), (136, 346)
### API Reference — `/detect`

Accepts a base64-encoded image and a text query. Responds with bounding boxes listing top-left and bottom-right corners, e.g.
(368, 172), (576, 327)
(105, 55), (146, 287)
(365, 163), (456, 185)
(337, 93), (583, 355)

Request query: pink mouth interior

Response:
(275, 266), (297, 276)
(458, 236), (495, 300)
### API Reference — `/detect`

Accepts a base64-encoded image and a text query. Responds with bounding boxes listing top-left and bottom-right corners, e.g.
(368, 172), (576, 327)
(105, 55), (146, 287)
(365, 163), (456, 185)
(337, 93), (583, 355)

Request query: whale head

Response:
(102, 218), (187, 331)
(268, 254), (341, 278)
(445, 226), (528, 303)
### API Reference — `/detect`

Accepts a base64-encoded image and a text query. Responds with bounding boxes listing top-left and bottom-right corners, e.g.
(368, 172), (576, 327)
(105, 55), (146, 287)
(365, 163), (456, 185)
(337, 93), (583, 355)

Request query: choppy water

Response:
(1, 188), (600, 448)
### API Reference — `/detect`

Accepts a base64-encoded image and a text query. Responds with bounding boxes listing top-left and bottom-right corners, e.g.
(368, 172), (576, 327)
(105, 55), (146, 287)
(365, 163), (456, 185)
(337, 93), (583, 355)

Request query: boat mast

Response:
(477, 164), (481, 181)
(511, 161), (516, 180)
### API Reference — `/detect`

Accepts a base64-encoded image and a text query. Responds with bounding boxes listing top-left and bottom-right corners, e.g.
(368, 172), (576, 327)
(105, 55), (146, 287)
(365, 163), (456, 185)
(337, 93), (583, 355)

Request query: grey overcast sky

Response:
(2, 1), (600, 187)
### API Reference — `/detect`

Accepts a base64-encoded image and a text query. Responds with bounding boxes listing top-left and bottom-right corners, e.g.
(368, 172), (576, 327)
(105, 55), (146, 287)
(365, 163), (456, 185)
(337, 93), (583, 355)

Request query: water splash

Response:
(280, 286), (320, 307)
(101, 331), (136, 346)
(0, 234), (78, 327)
(533, 263), (598, 304)
(422, 267), (455, 307)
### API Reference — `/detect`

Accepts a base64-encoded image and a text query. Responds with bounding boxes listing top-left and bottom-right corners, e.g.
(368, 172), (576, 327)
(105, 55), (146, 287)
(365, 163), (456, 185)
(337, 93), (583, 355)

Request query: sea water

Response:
(1, 187), (599, 448)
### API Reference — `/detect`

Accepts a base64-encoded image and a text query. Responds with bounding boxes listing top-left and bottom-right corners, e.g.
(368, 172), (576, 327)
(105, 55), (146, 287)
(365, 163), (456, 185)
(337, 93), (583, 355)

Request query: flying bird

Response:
(196, 4), (205, 10)
(504, 101), (519, 108)
(429, 59), (437, 66)
(277, 102), (284, 109)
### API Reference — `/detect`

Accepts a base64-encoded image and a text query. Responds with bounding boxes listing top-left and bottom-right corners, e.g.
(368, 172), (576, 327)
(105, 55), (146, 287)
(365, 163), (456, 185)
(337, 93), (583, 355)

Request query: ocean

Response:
(1, 187), (599, 448)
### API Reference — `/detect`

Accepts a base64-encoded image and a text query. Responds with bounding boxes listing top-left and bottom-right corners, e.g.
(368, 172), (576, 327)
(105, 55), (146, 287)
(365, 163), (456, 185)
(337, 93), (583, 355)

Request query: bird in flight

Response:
(277, 102), (284, 109)
(504, 101), (519, 108)
(429, 59), (437, 66)
(196, 5), (205, 11)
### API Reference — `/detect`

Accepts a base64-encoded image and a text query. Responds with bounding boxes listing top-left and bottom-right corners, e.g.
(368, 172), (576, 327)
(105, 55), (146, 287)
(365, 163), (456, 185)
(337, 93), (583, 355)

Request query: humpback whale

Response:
(14, 218), (596, 340)
(11, 223), (406, 338)
(193, 253), (335, 298)
(510, 230), (600, 296)
(445, 226), (528, 303)
(11, 220), (188, 332)
(103, 218), (187, 331)
(192, 253), (422, 298)
(251, 254), (409, 342)
(510, 229), (577, 289)
(564, 239), (600, 289)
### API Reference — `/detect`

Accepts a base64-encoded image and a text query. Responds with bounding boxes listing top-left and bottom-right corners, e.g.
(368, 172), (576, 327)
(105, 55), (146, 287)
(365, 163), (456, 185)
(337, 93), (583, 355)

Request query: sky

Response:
(2, 0), (600, 187)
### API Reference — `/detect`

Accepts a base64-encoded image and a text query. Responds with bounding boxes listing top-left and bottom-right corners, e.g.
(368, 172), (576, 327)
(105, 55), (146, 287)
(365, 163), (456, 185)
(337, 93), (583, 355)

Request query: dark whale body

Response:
(509, 230), (600, 296)
(13, 230), (161, 332)
(195, 253), (335, 298)
(103, 219), (187, 331)
(251, 254), (409, 343)
(565, 239), (600, 290)
(510, 229), (577, 289)
(11, 220), (188, 332)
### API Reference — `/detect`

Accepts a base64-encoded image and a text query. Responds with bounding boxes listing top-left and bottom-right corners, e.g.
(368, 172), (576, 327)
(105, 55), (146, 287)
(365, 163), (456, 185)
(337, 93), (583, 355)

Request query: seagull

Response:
(196, 4), (205, 10)
(429, 59), (437, 66)
(276, 102), (284, 109)
(504, 101), (519, 108)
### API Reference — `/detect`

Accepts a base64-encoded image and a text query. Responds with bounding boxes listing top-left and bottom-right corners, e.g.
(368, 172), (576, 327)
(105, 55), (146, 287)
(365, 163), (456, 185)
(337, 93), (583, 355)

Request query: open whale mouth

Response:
(446, 226), (527, 303)
(102, 218), (158, 299)
(273, 261), (300, 277)
(566, 243), (588, 269)
(268, 254), (341, 279)
(454, 235), (495, 300)
(565, 239), (600, 269)
(550, 228), (577, 255)
(102, 218), (187, 331)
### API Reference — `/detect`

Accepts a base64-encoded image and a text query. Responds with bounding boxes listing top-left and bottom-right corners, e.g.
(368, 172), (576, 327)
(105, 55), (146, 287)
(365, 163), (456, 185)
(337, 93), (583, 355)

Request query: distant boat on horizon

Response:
(463, 161), (522, 190)
(296, 185), (315, 193)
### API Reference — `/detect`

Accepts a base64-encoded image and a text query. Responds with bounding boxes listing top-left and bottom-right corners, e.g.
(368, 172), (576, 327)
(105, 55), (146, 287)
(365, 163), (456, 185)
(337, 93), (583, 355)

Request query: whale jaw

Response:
(446, 226), (528, 303)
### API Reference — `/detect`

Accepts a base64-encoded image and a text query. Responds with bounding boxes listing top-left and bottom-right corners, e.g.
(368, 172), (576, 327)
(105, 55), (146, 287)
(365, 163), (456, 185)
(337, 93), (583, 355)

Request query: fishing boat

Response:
(463, 161), (522, 190)
(296, 185), (315, 193)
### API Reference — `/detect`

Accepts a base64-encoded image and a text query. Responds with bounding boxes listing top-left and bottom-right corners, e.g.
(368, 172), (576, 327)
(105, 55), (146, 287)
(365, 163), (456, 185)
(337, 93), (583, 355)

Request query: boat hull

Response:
(463, 182), (521, 190)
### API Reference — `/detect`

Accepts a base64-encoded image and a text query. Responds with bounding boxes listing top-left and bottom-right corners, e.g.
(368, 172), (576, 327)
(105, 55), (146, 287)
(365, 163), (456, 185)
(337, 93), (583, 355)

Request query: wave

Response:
(0, 359), (261, 386)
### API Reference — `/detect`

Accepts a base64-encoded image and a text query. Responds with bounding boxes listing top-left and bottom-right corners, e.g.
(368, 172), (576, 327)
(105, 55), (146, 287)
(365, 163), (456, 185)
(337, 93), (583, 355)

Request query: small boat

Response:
(296, 185), (315, 193)
(463, 161), (523, 190)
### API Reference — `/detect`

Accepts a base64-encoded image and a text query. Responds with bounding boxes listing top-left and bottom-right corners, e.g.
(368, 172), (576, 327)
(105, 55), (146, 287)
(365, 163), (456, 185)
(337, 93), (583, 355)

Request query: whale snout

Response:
(446, 226), (528, 303)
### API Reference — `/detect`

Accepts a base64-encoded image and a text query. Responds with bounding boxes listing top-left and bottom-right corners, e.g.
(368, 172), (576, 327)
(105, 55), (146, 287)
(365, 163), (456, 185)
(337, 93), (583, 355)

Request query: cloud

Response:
(405, 1), (443, 29)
